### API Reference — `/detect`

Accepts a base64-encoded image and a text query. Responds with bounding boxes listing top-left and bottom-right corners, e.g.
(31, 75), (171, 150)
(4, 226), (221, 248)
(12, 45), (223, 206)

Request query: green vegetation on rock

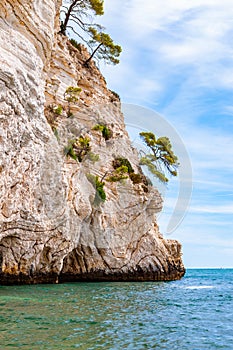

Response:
(54, 105), (63, 115)
(64, 136), (99, 163)
(64, 86), (82, 103)
(60, 0), (122, 66)
(64, 86), (82, 117)
(139, 132), (179, 183)
(86, 173), (106, 205)
(92, 124), (112, 140)
(112, 157), (134, 174)
(64, 139), (78, 161)
(87, 152), (100, 162)
(69, 38), (81, 50)
(105, 165), (128, 182)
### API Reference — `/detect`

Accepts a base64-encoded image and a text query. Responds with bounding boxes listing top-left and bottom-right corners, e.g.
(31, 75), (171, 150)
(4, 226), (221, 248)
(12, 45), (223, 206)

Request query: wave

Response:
(185, 285), (214, 290)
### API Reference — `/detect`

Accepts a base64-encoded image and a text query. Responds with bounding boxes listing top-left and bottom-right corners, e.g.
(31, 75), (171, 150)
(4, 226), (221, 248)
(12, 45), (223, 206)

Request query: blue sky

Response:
(96, 0), (233, 267)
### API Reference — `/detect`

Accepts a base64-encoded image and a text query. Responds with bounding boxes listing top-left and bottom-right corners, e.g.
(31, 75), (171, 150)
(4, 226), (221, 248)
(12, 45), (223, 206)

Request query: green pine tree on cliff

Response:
(60, 0), (122, 66)
(139, 132), (179, 183)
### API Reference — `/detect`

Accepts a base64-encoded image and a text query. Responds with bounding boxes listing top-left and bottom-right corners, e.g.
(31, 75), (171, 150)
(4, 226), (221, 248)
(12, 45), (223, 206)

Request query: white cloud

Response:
(194, 179), (233, 188)
(101, 0), (233, 94)
(224, 105), (233, 115)
(190, 204), (233, 215)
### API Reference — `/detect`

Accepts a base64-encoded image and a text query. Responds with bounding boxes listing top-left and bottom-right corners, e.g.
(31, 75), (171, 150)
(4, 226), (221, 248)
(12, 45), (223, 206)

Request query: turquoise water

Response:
(1, 269), (233, 349)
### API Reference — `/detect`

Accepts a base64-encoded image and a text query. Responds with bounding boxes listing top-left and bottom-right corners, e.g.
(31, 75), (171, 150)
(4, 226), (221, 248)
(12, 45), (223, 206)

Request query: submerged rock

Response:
(0, 0), (185, 284)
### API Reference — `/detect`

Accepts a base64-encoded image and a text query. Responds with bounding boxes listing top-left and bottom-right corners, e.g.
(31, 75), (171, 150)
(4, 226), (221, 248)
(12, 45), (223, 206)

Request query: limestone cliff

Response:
(0, 0), (185, 284)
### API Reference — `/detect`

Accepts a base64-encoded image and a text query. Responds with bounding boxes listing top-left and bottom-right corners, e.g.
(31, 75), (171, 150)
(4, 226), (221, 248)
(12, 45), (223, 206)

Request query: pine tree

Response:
(139, 132), (179, 183)
(60, 0), (121, 65)
(84, 27), (122, 66)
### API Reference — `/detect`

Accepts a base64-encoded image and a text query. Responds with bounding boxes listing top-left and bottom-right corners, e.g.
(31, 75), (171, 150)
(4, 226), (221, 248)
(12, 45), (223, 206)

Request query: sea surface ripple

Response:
(1, 269), (233, 349)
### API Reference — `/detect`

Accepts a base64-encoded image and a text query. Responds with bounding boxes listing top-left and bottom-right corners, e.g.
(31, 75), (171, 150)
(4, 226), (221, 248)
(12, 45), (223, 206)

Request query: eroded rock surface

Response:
(0, 0), (185, 284)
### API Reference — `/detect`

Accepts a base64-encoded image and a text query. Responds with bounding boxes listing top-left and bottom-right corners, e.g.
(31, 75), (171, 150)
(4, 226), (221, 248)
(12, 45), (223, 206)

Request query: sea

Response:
(0, 268), (233, 349)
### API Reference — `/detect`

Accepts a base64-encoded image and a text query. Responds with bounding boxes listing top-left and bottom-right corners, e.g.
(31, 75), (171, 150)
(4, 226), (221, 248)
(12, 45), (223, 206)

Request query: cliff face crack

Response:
(0, 220), (65, 234)
(129, 232), (149, 262)
(96, 247), (112, 271)
(91, 228), (112, 271)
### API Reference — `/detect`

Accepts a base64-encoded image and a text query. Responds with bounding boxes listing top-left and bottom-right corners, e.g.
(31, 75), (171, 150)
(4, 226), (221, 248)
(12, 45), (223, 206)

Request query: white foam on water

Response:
(185, 285), (215, 290)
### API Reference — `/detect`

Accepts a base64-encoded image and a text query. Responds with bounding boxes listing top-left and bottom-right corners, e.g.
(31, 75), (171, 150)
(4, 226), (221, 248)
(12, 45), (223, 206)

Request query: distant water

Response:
(1, 269), (233, 349)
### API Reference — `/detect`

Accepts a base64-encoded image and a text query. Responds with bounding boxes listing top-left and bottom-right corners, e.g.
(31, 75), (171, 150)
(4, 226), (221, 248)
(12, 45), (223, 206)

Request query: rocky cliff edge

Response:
(0, 0), (185, 284)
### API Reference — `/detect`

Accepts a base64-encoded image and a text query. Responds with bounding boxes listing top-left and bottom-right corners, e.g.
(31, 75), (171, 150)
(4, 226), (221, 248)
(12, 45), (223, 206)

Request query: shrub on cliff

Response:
(86, 174), (106, 205)
(64, 136), (98, 162)
(54, 105), (63, 115)
(99, 157), (132, 183)
(112, 158), (134, 174)
(64, 86), (82, 117)
(105, 165), (128, 182)
(69, 38), (81, 51)
(92, 124), (112, 140)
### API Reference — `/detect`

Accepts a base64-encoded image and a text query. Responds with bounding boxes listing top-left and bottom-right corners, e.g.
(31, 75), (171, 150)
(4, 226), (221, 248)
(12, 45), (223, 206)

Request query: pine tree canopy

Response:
(139, 132), (179, 183)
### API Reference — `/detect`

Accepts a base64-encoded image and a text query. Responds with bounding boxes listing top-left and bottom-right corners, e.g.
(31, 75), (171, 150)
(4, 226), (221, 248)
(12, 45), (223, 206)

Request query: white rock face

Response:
(0, 0), (185, 284)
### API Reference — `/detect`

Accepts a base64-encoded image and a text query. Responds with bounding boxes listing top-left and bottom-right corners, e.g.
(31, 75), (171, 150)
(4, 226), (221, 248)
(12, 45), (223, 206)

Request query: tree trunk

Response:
(84, 43), (103, 67)
(61, 0), (80, 34)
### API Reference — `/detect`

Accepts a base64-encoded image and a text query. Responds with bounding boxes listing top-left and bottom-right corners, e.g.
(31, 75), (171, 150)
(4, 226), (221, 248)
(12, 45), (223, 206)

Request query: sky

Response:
(95, 0), (233, 268)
